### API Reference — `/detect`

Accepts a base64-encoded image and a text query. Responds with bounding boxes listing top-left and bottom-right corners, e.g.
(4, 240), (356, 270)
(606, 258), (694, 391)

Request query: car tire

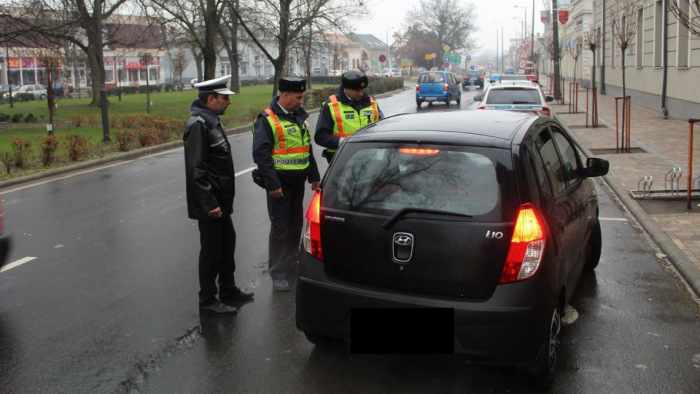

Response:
(303, 331), (342, 348)
(534, 305), (561, 388)
(416, 101), (422, 108)
(40, 94), (46, 100)
(585, 220), (602, 270)
(445, 95), (451, 107)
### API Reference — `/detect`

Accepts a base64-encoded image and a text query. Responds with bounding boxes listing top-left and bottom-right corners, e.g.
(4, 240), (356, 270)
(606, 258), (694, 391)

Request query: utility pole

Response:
(601, 0), (606, 94)
(552, 0), (561, 101)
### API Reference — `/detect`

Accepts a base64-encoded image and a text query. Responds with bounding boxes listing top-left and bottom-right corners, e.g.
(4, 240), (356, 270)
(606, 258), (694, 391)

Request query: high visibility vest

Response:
(326, 95), (379, 153)
(262, 108), (311, 170)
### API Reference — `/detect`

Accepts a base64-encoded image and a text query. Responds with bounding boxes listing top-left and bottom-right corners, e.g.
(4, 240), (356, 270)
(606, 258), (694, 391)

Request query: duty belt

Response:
(273, 158), (309, 165)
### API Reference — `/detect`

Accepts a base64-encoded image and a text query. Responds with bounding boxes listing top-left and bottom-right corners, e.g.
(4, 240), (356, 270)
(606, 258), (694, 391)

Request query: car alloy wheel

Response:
(536, 305), (561, 388)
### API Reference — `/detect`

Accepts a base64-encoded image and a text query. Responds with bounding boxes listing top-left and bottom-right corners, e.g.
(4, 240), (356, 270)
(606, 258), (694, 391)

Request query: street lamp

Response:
(514, 5), (527, 41)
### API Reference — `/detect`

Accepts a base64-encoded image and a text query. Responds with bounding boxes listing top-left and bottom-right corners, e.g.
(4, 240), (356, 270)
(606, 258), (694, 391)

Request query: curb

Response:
(555, 112), (700, 298)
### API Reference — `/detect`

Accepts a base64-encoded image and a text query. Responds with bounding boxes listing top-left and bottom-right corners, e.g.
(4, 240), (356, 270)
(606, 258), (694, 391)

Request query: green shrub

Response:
(0, 113), (10, 122)
(12, 114), (23, 123)
(24, 113), (37, 123)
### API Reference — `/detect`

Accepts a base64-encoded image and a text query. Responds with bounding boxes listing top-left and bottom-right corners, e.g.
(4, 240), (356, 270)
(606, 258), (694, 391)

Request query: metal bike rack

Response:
(665, 167), (682, 195)
(637, 175), (653, 197)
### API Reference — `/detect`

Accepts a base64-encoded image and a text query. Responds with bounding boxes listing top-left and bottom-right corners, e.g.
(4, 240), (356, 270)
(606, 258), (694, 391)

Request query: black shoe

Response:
(199, 300), (238, 315)
(220, 287), (254, 302)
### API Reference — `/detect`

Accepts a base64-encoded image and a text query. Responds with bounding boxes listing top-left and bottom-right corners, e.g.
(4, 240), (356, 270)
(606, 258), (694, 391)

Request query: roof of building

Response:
(347, 33), (387, 50)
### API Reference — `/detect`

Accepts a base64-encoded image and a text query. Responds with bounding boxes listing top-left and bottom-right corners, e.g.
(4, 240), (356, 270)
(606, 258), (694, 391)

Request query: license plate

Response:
(425, 97), (437, 101)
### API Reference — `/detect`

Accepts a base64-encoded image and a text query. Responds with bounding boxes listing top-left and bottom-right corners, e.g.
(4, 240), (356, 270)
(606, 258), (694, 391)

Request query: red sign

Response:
(559, 10), (569, 24)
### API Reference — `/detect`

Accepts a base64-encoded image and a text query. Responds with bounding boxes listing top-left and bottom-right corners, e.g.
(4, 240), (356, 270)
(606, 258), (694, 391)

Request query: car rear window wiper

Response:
(383, 207), (473, 229)
(512, 101), (536, 104)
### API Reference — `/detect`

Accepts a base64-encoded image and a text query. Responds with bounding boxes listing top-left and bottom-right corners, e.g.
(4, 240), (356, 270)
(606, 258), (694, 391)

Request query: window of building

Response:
(677, 0), (690, 68)
(654, 0), (663, 67)
(636, 8), (644, 67)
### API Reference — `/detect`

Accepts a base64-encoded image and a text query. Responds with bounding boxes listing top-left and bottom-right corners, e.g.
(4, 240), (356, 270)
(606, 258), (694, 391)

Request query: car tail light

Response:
(443, 83), (449, 91)
(499, 204), (545, 284)
(480, 76), (484, 81)
(542, 107), (551, 116)
(302, 190), (323, 261)
(477, 105), (485, 110)
(463, 76), (468, 80)
(415, 84), (419, 91)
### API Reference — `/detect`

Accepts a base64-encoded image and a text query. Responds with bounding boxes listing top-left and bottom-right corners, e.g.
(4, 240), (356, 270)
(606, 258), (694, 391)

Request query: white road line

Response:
(1, 256), (37, 273)
(600, 217), (628, 222)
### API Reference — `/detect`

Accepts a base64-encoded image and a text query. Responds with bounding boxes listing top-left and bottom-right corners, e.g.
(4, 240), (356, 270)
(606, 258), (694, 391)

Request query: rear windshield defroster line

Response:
(382, 207), (473, 229)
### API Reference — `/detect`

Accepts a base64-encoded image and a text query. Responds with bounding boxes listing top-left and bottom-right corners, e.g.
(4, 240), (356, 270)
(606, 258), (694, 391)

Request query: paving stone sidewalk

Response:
(549, 86), (700, 298)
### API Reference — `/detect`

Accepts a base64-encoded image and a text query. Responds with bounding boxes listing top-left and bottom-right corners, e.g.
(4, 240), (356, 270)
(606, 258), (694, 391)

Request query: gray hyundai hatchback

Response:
(296, 110), (609, 386)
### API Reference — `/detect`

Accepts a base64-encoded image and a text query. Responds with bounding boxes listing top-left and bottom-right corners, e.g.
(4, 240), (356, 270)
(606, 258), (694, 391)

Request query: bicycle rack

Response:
(665, 167), (682, 195)
(637, 175), (653, 197)
(694, 175), (700, 190)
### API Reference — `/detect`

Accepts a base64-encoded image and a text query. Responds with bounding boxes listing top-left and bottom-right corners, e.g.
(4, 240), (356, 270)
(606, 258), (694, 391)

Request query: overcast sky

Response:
(354, 0), (552, 57)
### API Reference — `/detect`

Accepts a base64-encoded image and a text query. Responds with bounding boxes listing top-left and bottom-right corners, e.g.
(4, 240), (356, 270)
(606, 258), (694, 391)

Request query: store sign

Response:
(8, 58), (20, 69)
(541, 11), (549, 24)
(559, 10), (569, 24)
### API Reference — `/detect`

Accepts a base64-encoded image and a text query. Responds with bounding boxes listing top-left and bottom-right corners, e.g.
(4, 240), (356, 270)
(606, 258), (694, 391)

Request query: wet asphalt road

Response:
(0, 85), (698, 393)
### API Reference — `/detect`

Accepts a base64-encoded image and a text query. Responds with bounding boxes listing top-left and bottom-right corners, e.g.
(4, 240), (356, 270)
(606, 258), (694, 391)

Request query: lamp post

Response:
(514, 5), (527, 41)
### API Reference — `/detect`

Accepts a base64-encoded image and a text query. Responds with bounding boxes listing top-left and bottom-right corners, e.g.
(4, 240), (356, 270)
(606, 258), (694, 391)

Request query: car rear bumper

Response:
(296, 253), (555, 364)
(0, 233), (11, 268)
(416, 92), (449, 101)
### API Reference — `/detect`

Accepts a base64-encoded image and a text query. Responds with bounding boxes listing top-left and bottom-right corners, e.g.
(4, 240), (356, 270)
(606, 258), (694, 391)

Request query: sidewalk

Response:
(549, 85), (700, 298)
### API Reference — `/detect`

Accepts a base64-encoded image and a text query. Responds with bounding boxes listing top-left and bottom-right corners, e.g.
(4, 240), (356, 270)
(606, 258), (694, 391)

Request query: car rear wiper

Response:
(511, 101), (536, 104)
(383, 207), (473, 229)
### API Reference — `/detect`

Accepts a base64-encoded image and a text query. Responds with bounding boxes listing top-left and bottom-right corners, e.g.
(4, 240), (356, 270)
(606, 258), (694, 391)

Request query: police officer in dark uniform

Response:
(252, 77), (321, 292)
(314, 70), (385, 163)
(183, 75), (254, 315)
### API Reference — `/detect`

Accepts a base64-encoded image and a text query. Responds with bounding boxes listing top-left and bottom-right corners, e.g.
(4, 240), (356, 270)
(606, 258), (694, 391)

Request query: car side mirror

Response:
(545, 96), (554, 102)
(473, 95), (482, 102)
(585, 157), (609, 177)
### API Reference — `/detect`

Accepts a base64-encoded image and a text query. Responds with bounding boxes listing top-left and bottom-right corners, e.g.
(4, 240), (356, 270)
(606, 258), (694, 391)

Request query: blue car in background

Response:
(415, 71), (461, 108)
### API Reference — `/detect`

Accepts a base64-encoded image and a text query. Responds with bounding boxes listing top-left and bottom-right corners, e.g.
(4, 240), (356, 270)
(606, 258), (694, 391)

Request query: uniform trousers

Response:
(198, 215), (237, 305)
(266, 182), (305, 280)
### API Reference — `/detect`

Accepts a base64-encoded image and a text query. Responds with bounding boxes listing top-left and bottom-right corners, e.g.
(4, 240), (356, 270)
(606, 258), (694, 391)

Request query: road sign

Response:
(444, 45), (450, 51)
(365, 65), (370, 71)
(379, 54), (386, 63)
(519, 59), (526, 68)
(401, 59), (413, 66)
(467, 55), (471, 61)
(470, 65), (474, 70)
(522, 38), (530, 48)
(425, 54), (433, 60)
(448, 55), (461, 63)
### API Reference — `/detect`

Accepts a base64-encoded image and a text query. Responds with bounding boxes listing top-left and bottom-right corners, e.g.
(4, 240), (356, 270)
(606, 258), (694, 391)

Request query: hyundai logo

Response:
(392, 232), (414, 263)
(395, 234), (413, 246)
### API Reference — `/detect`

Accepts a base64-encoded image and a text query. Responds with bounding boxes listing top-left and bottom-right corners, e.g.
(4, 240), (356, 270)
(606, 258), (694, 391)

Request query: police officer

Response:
(252, 77), (321, 292)
(314, 70), (385, 163)
(183, 75), (254, 315)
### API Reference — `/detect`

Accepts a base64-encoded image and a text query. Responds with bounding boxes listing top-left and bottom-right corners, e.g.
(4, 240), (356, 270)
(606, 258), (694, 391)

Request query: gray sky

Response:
(355, 0), (554, 57)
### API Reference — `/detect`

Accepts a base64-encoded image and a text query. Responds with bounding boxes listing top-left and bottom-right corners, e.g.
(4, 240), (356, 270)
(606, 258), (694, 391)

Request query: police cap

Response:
(193, 75), (235, 95)
(278, 77), (306, 92)
(341, 70), (369, 90)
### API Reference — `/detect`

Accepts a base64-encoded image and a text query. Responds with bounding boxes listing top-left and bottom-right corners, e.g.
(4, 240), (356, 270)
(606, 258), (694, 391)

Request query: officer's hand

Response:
(208, 207), (223, 218)
(311, 181), (320, 191)
(270, 187), (284, 198)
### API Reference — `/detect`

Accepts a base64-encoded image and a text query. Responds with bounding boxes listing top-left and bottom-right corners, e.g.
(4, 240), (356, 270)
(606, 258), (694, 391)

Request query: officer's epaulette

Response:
(196, 115), (206, 124)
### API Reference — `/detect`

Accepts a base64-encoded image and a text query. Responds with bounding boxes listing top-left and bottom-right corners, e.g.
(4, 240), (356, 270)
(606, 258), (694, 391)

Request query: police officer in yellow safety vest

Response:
(314, 70), (385, 163)
(252, 77), (320, 292)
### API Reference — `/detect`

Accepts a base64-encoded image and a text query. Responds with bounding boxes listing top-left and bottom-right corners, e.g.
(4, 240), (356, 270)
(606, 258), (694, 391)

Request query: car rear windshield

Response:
(418, 72), (445, 83)
(466, 71), (481, 77)
(326, 143), (513, 218)
(486, 89), (541, 105)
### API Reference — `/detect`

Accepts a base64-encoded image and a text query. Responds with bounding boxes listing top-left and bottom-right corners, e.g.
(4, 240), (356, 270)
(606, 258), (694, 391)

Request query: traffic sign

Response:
(444, 45), (450, 51)
(467, 55), (471, 61)
(379, 54), (386, 62)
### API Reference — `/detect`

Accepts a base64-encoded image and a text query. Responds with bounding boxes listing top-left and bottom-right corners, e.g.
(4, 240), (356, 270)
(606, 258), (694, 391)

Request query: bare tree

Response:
(668, 0), (700, 38)
(0, 1), (164, 142)
(568, 35), (583, 85)
(609, 0), (639, 151)
(584, 26), (601, 89)
(230, 0), (367, 97)
(404, 0), (478, 67)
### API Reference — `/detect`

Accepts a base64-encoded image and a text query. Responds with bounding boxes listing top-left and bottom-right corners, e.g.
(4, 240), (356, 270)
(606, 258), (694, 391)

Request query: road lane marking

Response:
(1, 256), (37, 273)
(600, 217), (627, 222)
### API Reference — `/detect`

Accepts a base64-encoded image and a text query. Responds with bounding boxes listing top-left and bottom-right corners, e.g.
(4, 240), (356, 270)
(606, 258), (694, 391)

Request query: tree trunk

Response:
(621, 49), (627, 151)
(203, 0), (221, 79)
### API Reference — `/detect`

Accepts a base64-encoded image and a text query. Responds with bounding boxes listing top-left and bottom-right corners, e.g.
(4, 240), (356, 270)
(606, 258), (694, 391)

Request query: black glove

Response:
(252, 168), (266, 189)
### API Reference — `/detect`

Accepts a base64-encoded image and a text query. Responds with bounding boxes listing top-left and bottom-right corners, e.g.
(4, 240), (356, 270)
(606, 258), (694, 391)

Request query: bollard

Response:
(688, 119), (700, 210)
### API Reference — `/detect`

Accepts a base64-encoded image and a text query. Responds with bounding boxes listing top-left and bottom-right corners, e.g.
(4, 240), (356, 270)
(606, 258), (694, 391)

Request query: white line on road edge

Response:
(600, 217), (628, 222)
(235, 167), (255, 177)
(1, 256), (37, 273)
